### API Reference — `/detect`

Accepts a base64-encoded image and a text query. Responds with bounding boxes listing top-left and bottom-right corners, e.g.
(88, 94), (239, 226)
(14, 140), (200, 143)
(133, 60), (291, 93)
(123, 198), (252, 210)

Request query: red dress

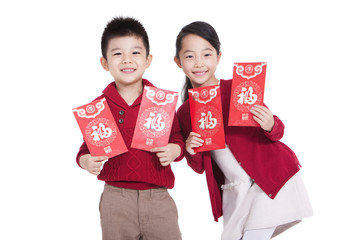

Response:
(177, 79), (301, 221)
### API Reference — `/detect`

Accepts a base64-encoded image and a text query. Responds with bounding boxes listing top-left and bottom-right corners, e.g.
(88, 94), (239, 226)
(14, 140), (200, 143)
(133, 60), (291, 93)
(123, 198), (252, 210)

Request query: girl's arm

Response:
(184, 132), (205, 174)
(250, 104), (285, 141)
(185, 149), (206, 174)
(263, 115), (285, 141)
(177, 103), (206, 173)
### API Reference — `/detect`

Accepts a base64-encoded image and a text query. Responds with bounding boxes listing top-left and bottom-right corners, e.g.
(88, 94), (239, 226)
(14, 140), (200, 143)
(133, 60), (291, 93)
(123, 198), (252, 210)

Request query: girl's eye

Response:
(185, 55), (193, 59)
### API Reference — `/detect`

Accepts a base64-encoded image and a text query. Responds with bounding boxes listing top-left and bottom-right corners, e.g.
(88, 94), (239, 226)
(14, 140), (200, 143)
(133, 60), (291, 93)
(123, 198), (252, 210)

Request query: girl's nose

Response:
(194, 57), (204, 67)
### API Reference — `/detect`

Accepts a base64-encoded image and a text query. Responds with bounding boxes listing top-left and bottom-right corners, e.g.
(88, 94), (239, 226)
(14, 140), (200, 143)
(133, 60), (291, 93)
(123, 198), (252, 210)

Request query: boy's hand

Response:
(151, 143), (181, 167)
(185, 132), (204, 155)
(79, 154), (108, 175)
(250, 105), (275, 132)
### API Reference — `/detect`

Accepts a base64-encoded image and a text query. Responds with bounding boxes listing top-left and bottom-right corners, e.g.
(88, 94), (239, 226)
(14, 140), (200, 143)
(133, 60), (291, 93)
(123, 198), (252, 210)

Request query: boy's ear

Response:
(145, 54), (153, 68)
(100, 57), (109, 71)
(174, 56), (182, 68)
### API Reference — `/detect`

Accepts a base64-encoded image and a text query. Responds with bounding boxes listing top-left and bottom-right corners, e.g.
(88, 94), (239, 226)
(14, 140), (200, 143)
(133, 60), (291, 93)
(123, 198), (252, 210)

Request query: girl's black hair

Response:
(175, 21), (221, 102)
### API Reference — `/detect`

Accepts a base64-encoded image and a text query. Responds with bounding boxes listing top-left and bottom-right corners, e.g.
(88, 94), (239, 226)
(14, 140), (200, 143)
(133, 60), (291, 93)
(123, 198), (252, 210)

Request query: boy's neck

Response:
(115, 80), (143, 105)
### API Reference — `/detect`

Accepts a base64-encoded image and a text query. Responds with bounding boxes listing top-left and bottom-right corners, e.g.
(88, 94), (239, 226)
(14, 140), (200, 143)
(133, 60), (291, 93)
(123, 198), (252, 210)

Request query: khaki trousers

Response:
(99, 184), (182, 240)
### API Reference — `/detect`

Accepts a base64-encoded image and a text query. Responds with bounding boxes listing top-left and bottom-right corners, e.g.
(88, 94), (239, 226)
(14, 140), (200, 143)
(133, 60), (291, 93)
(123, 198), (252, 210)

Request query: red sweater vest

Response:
(76, 80), (184, 189)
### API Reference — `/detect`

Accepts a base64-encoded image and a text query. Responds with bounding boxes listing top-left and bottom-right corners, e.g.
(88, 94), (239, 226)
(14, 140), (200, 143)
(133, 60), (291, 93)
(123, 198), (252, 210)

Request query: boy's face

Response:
(101, 35), (152, 87)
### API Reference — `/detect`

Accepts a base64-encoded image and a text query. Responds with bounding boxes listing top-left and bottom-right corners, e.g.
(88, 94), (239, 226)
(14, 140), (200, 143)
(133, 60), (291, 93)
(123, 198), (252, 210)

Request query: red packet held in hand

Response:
(131, 86), (179, 151)
(188, 85), (226, 152)
(73, 98), (128, 157)
(229, 62), (267, 126)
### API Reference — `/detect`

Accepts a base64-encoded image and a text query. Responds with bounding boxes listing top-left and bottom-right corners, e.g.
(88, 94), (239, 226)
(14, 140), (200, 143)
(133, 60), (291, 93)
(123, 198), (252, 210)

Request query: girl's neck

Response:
(193, 78), (220, 88)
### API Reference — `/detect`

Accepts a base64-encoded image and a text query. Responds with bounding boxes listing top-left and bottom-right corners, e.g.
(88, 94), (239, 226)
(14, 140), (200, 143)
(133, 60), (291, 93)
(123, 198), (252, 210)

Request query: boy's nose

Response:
(122, 54), (132, 64)
(194, 61), (204, 68)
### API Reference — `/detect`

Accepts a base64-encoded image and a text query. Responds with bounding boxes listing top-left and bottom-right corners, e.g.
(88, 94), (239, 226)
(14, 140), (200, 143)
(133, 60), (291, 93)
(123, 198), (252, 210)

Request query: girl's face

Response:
(174, 34), (221, 88)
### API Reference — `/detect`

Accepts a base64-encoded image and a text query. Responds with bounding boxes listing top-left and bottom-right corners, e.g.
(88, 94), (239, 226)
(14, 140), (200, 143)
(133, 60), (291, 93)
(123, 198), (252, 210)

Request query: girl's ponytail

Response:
(181, 76), (193, 102)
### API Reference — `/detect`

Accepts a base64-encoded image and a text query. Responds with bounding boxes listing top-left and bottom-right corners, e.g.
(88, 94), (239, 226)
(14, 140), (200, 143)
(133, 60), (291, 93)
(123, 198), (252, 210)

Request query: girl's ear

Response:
(217, 51), (222, 64)
(174, 56), (182, 68)
(100, 57), (109, 71)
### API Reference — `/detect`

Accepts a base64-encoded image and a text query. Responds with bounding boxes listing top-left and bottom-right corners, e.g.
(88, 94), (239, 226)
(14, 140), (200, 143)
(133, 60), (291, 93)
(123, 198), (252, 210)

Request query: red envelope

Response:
(73, 98), (128, 157)
(131, 86), (179, 151)
(229, 62), (267, 126)
(188, 85), (226, 152)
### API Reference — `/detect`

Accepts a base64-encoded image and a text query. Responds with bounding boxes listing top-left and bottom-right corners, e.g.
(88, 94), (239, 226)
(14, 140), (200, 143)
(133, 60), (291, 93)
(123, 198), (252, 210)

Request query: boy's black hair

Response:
(175, 21), (221, 102)
(101, 17), (150, 59)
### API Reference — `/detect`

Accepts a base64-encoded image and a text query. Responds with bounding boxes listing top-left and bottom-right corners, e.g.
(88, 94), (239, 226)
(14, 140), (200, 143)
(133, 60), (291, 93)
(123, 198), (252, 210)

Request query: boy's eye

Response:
(205, 53), (212, 57)
(114, 52), (122, 56)
(133, 51), (141, 55)
(185, 55), (194, 59)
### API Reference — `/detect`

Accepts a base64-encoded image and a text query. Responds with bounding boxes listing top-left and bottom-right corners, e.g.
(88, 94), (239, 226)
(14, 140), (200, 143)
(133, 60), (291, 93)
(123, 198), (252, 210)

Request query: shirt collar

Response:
(102, 79), (155, 108)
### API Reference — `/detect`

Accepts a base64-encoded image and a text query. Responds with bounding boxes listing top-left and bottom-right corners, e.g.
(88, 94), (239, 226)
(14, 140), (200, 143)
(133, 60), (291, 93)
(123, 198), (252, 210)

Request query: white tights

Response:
(242, 226), (276, 240)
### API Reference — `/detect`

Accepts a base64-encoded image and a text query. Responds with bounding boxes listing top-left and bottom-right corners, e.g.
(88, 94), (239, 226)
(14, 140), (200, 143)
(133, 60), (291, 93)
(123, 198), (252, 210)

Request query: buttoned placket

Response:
(118, 109), (125, 124)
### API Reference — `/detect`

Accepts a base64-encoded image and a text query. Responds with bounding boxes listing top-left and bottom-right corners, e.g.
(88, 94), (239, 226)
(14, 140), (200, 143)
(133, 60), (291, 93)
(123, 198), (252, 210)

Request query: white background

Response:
(1, 0), (359, 239)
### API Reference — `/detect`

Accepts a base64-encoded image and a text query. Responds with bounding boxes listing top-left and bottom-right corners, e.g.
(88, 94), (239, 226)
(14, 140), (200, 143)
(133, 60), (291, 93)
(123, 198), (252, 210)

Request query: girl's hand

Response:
(151, 143), (181, 167)
(79, 154), (108, 175)
(185, 132), (204, 155)
(250, 105), (275, 132)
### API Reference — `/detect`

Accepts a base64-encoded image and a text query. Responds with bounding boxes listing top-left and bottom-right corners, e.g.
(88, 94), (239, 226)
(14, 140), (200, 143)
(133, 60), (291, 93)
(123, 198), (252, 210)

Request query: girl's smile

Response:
(192, 70), (208, 76)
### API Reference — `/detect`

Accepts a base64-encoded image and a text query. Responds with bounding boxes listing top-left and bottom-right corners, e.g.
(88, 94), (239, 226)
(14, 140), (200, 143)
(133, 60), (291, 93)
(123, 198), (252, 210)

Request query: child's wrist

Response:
(79, 154), (90, 169)
(172, 143), (181, 159)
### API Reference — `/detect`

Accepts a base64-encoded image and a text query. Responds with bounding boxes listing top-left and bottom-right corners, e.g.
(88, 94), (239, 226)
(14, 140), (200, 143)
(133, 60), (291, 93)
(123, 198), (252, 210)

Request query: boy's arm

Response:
(151, 112), (185, 166)
(76, 141), (107, 175)
(76, 141), (90, 168)
(79, 154), (108, 175)
(151, 143), (181, 167)
(167, 113), (185, 162)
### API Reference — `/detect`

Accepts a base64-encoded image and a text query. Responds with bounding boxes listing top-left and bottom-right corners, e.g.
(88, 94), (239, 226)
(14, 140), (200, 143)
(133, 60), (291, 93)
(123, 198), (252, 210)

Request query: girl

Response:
(174, 21), (313, 240)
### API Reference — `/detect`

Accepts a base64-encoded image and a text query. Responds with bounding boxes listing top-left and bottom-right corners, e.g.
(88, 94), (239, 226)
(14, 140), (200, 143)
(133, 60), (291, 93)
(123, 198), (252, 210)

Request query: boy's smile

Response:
(121, 68), (136, 73)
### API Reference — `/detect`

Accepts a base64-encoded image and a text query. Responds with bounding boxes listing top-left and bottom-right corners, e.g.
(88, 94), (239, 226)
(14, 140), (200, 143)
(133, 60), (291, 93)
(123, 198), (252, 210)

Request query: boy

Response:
(76, 17), (183, 240)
